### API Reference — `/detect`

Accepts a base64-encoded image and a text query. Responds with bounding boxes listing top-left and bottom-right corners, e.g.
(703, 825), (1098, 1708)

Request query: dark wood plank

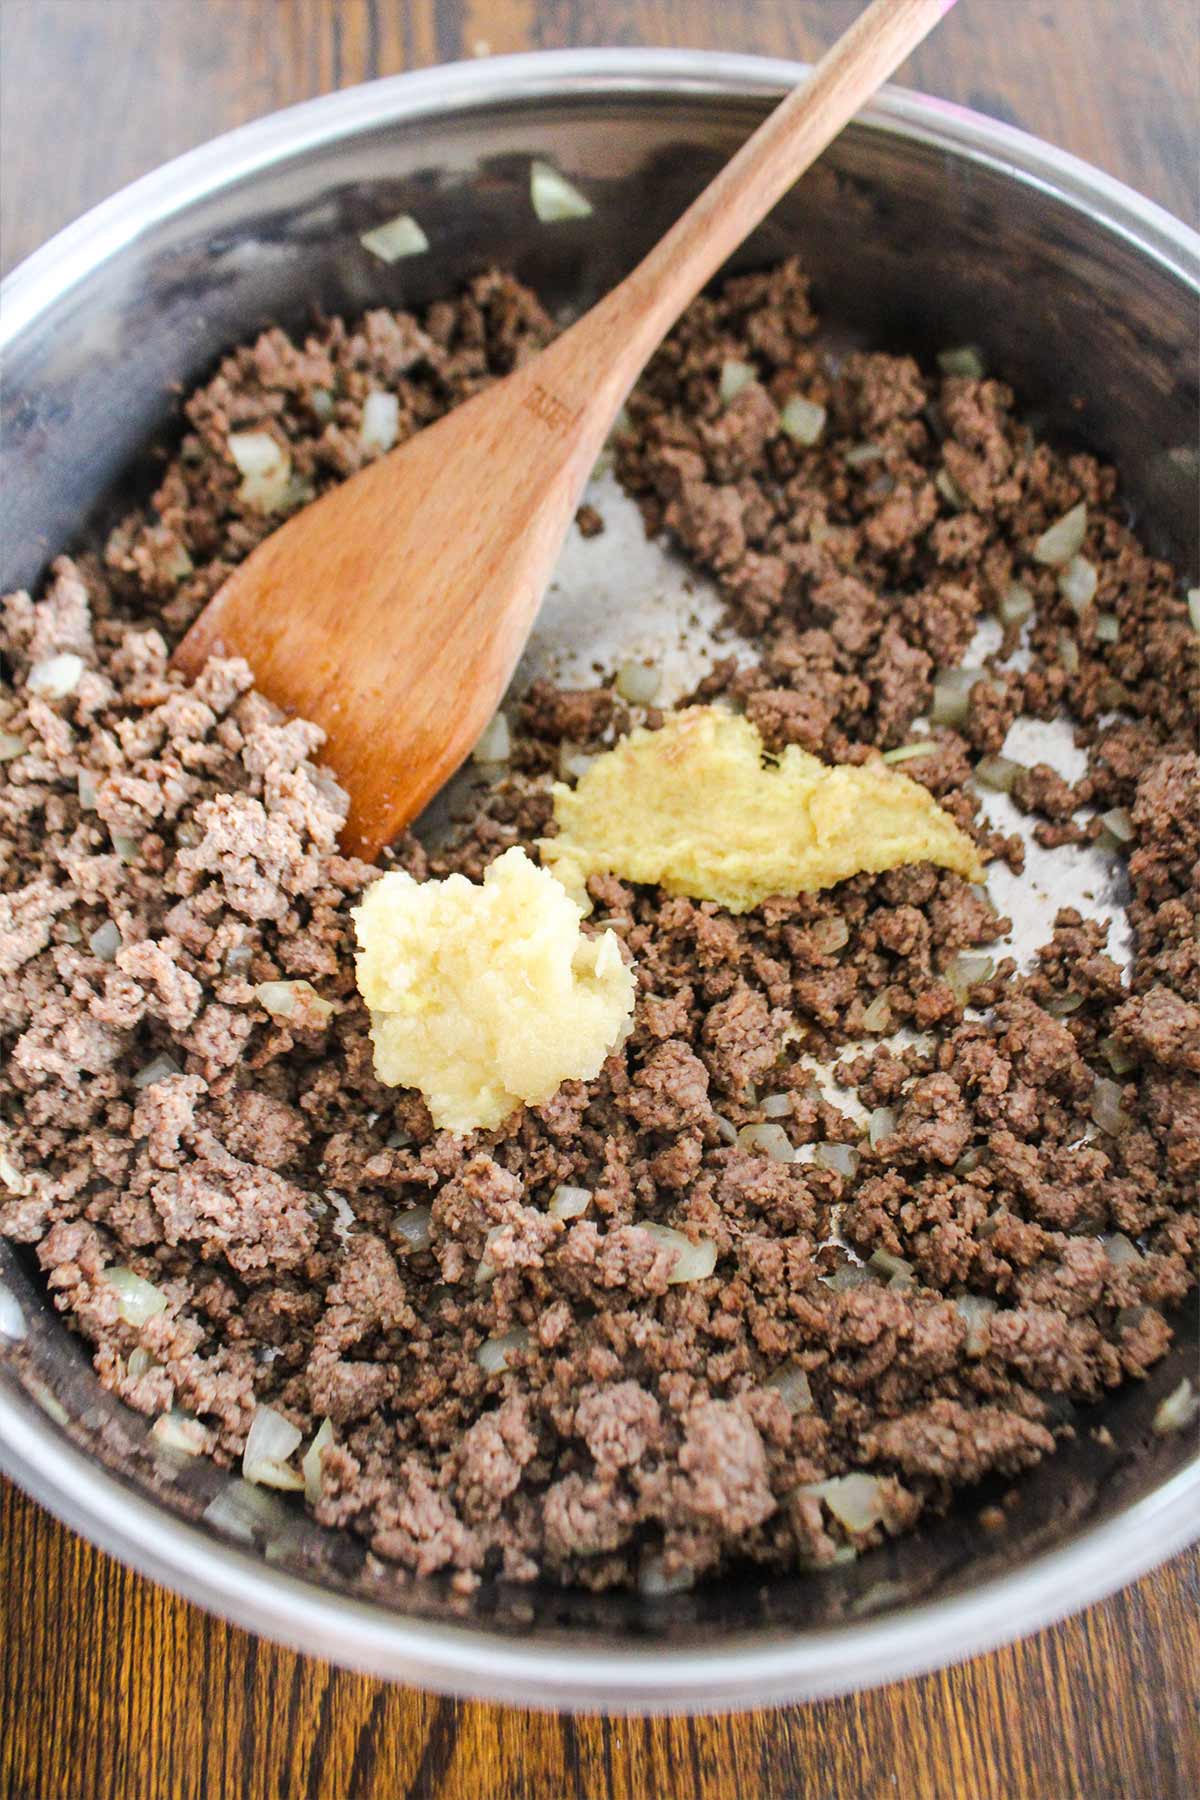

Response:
(1, 4), (1197, 1798)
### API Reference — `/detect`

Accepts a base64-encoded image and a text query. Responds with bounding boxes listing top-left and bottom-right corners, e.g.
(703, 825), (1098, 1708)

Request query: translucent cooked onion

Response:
(1189, 589), (1200, 633)
(765, 1362), (813, 1414)
(868, 1107), (896, 1148)
(1033, 500), (1087, 566)
(1100, 1033), (1137, 1076)
(89, 920), (122, 962)
(477, 1326), (531, 1373)
(28, 652), (85, 699)
(395, 1205), (432, 1251)
(881, 741), (936, 765)
(813, 1143), (859, 1178)
(243, 1406), (303, 1488)
(761, 1092), (792, 1119)
(151, 1412), (209, 1456)
(821, 1262), (872, 1293)
(802, 1472), (886, 1533)
(813, 916), (850, 954)
(227, 431), (292, 513)
(713, 1114), (739, 1146)
(0, 1151), (30, 1195)
(937, 345), (986, 379)
(844, 442), (884, 468)
(0, 731), (25, 762)
(930, 666), (981, 726)
(640, 1221), (717, 1283)
(126, 1347), (155, 1378)
(77, 768), (99, 809)
(935, 469), (967, 510)
(549, 1184), (592, 1221)
(974, 754), (1023, 793)
(1102, 1232), (1142, 1267)
(224, 943), (253, 974)
(360, 390), (400, 453)
(719, 359), (756, 404)
(1044, 991), (1084, 1017)
(254, 979), (336, 1025)
(1152, 1377), (1199, 1435)
(868, 1247), (913, 1282)
(737, 1123), (794, 1163)
(997, 582), (1034, 627)
(1095, 611), (1120, 643)
(302, 1416), (334, 1502)
(947, 952), (995, 1000)
(780, 395), (827, 446)
(1098, 806), (1135, 845)
(472, 712), (511, 764)
(615, 660), (661, 705)
(310, 388), (335, 422)
(1090, 1076), (1132, 1136)
(530, 161), (593, 221)
(110, 831), (140, 864)
(0, 1281), (26, 1342)
(954, 1294), (997, 1354)
(1059, 555), (1098, 612)
(359, 212), (429, 261)
(1057, 631), (1081, 675)
(954, 1147), (982, 1175)
(133, 1054), (182, 1089)
(100, 1266), (168, 1326)
(861, 994), (892, 1033)
(558, 743), (597, 782)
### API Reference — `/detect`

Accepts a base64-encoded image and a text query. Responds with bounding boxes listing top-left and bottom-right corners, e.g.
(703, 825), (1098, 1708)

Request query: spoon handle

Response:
(554, 0), (958, 390)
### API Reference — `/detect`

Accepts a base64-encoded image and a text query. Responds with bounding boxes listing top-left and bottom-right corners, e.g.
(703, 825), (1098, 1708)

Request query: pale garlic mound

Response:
(352, 846), (635, 1132)
(541, 706), (985, 914)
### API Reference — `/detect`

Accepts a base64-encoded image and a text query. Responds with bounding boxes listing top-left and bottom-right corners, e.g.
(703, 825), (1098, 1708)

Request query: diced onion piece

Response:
(813, 1143), (859, 1178)
(89, 920), (122, 962)
(127, 1347), (155, 1377)
(881, 741), (936, 765)
(780, 395), (826, 446)
(360, 212), (430, 260)
(719, 359), (756, 404)
(844, 442), (884, 468)
(937, 345), (985, 379)
(151, 1411), (209, 1456)
(639, 1558), (695, 1597)
(0, 731), (25, 761)
(813, 916), (850, 954)
(472, 712), (511, 764)
(935, 469), (967, 510)
(1095, 611), (1120, 643)
(100, 1266), (168, 1326)
(954, 1294), (997, 1354)
(1152, 1377), (1199, 1435)
(1098, 806), (1135, 845)
(765, 1362), (813, 1414)
(639, 1221), (717, 1283)
(558, 743), (597, 781)
(930, 666), (981, 726)
(1100, 1033), (1137, 1076)
(310, 388), (335, 422)
(28, 652), (85, 699)
(761, 1092), (792, 1119)
(395, 1205), (432, 1251)
(228, 431), (292, 513)
(822, 1262), (872, 1292)
(243, 1405), (303, 1488)
(802, 1473), (886, 1533)
(133, 1053), (182, 1090)
(77, 768), (99, 809)
(477, 1326), (531, 1373)
(530, 161), (593, 221)
(737, 1123), (794, 1163)
(1059, 555), (1098, 613)
(974, 754), (1024, 793)
(1090, 1076), (1132, 1136)
(1188, 589), (1200, 633)
(0, 1282), (26, 1342)
(713, 1114), (739, 1146)
(955, 1147), (982, 1174)
(615, 661), (661, 705)
(110, 831), (140, 864)
(868, 1107), (896, 1148)
(1102, 1232), (1142, 1267)
(549, 1184), (592, 1221)
(302, 1416), (334, 1502)
(254, 979), (336, 1025)
(1044, 991), (1084, 1017)
(224, 944), (253, 975)
(360, 390), (400, 453)
(868, 1247), (913, 1281)
(947, 952), (995, 1000)
(997, 582), (1034, 627)
(861, 994), (892, 1033)
(0, 1150), (30, 1195)
(1033, 500), (1087, 566)
(1057, 631), (1081, 674)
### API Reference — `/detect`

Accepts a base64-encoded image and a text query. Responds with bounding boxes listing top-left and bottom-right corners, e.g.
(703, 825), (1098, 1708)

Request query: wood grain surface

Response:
(1, 3), (1197, 1797)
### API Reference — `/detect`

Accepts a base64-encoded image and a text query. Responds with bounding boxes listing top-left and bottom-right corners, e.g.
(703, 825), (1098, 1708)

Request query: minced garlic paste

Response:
(353, 846), (635, 1132)
(541, 706), (984, 913)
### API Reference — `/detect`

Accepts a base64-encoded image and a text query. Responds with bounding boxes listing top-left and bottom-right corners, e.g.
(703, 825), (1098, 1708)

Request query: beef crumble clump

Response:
(2, 265), (1196, 1593)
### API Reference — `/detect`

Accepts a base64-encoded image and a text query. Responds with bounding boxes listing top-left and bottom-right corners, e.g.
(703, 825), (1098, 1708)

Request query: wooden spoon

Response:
(175, 0), (958, 859)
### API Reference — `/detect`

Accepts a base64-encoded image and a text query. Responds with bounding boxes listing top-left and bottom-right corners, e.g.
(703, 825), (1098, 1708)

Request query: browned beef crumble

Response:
(2, 263), (1197, 1594)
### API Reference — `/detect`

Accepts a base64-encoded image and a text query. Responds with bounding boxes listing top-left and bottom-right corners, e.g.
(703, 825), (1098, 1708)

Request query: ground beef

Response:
(2, 263), (1195, 1593)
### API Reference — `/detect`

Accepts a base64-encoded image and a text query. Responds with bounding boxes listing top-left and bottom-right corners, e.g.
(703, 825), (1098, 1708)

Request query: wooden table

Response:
(1, 4), (1197, 1796)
